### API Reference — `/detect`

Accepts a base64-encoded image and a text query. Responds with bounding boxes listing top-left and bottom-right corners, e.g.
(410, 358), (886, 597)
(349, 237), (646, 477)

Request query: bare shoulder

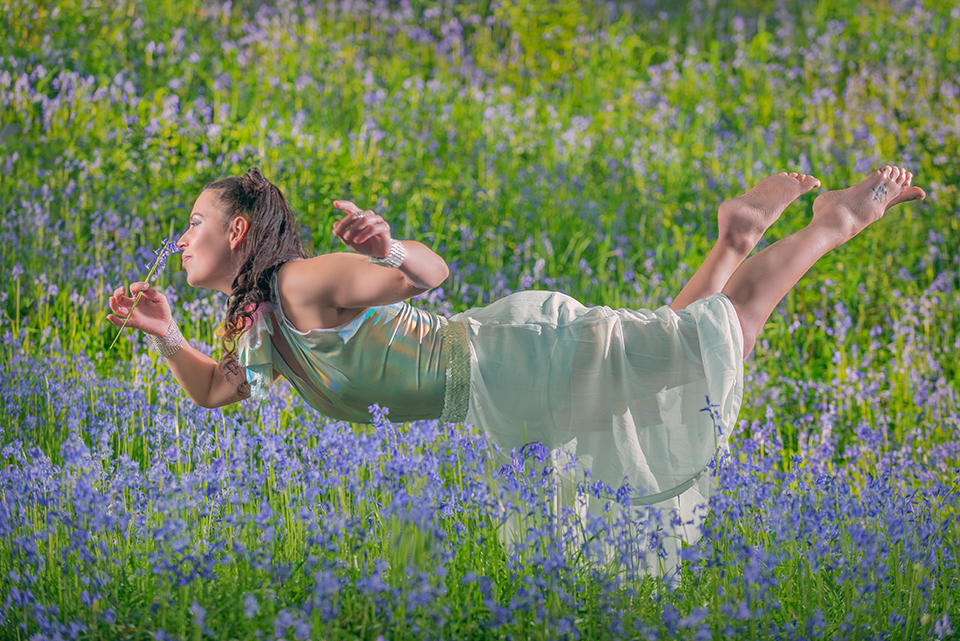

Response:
(276, 253), (365, 303)
(275, 253), (374, 330)
(278, 249), (422, 314)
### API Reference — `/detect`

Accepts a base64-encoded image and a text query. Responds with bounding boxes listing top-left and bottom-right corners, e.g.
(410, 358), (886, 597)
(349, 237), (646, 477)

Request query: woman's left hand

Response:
(332, 200), (393, 258)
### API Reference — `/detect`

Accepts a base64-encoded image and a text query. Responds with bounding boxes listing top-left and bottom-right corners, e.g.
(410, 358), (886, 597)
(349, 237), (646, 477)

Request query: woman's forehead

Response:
(192, 190), (222, 216)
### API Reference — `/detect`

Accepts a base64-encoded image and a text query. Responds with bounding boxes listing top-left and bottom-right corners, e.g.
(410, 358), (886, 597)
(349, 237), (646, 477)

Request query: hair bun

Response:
(240, 167), (270, 199)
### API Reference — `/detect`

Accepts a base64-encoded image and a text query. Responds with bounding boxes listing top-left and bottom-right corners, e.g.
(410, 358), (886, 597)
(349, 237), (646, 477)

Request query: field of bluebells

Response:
(2, 0), (960, 638)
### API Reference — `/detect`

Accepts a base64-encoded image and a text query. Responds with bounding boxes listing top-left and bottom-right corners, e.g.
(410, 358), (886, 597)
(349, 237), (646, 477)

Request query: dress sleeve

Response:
(235, 303), (278, 403)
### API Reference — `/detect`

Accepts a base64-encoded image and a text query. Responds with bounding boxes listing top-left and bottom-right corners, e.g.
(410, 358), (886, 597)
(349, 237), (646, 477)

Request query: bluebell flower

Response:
(294, 620), (312, 640)
(934, 613), (953, 639)
(190, 601), (206, 628)
(243, 593), (259, 618)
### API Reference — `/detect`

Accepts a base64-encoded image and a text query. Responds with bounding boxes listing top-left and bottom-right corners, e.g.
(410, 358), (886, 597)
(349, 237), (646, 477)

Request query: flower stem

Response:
(108, 259), (160, 351)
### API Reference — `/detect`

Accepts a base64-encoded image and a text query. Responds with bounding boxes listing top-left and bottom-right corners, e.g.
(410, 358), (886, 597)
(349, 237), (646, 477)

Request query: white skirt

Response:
(450, 291), (744, 550)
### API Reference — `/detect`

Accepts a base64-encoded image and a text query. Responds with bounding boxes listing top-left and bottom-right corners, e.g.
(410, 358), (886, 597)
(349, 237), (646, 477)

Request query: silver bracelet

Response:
(149, 320), (183, 357)
(367, 239), (406, 269)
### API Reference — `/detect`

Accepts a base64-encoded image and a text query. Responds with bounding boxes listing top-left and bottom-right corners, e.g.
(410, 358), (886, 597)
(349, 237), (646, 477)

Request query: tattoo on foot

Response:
(871, 183), (887, 202)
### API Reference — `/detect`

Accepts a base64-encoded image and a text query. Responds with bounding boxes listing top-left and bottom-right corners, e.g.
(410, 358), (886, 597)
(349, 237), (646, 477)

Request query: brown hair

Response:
(204, 167), (310, 359)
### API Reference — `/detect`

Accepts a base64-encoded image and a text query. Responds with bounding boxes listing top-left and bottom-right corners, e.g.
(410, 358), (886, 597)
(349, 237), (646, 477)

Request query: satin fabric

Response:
(451, 291), (744, 509)
(449, 290), (743, 566)
(239, 276), (448, 423)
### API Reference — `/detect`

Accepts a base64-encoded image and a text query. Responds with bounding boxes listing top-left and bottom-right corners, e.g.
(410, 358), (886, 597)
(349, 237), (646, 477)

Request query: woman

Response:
(108, 166), (924, 549)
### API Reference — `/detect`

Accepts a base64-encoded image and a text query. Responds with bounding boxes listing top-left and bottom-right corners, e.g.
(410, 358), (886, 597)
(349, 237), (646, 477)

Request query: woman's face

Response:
(177, 190), (245, 294)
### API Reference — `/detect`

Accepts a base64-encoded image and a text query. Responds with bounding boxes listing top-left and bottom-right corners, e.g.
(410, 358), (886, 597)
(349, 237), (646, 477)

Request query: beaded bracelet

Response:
(367, 239), (406, 269)
(149, 320), (183, 358)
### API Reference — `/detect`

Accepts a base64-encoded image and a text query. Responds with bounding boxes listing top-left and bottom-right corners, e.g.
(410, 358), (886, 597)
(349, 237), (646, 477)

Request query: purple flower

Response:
(242, 593), (259, 618)
(273, 608), (295, 635)
(148, 237), (181, 277)
(190, 601), (205, 628)
(294, 620), (311, 640)
(934, 613), (953, 639)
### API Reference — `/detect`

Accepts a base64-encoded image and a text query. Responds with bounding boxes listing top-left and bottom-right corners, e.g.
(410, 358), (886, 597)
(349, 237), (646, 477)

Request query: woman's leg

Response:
(722, 166), (925, 357)
(670, 173), (821, 311)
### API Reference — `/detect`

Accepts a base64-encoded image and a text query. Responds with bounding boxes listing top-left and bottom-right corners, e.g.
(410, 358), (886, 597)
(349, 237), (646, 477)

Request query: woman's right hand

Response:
(107, 282), (174, 336)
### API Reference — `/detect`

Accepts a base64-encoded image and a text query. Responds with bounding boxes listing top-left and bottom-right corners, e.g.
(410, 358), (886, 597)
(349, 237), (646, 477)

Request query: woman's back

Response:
(241, 273), (456, 423)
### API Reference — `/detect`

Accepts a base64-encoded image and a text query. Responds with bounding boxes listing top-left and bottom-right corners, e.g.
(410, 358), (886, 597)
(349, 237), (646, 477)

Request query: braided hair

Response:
(204, 167), (309, 360)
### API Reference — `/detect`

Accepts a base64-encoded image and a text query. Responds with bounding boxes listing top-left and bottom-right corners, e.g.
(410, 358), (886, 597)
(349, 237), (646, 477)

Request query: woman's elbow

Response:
(192, 394), (218, 409)
(433, 262), (450, 288)
(190, 390), (232, 409)
(422, 266), (449, 291)
(197, 397), (240, 410)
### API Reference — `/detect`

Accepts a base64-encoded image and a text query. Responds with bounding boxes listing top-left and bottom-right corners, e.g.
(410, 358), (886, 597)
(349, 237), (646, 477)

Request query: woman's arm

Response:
(163, 342), (250, 408)
(278, 200), (449, 313)
(108, 282), (249, 408)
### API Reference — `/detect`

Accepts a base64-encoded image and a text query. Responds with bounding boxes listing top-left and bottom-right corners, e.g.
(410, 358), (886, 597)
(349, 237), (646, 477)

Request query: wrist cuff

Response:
(367, 239), (406, 269)
(149, 321), (183, 357)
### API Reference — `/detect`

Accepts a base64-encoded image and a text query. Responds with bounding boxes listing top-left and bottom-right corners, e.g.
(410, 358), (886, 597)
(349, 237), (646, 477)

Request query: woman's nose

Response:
(176, 232), (187, 249)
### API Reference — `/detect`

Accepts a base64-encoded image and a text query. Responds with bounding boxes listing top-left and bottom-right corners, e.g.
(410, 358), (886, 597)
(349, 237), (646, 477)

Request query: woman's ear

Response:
(229, 216), (249, 250)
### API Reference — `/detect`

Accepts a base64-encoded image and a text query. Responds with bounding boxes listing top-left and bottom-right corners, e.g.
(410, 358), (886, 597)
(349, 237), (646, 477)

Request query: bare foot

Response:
(718, 172), (822, 253)
(811, 166), (926, 244)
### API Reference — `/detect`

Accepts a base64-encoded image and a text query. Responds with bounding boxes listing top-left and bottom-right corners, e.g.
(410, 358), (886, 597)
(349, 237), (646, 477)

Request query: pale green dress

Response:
(238, 273), (744, 556)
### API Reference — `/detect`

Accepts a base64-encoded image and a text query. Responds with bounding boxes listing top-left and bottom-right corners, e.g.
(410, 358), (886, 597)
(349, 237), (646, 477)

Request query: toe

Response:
(798, 174), (821, 193)
(888, 185), (926, 207)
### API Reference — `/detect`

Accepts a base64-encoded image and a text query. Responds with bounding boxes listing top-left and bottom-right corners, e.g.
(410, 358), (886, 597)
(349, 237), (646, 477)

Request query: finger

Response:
(354, 221), (390, 244)
(334, 218), (353, 240)
(110, 294), (135, 313)
(342, 216), (376, 242)
(342, 212), (368, 230)
(109, 293), (133, 310)
(132, 282), (162, 300)
(128, 283), (151, 301)
(107, 303), (134, 322)
(332, 213), (350, 235)
(111, 292), (137, 305)
(333, 211), (366, 237)
(333, 200), (363, 216)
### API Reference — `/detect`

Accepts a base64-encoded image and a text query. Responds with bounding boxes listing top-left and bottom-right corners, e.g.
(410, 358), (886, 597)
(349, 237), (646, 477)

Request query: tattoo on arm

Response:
(220, 354), (251, 399)
(871, 184), (888, 202)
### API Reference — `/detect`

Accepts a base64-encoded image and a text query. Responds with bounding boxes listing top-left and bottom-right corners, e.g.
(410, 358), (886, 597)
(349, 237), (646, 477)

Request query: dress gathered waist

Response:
(437, 317), (471, 424)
